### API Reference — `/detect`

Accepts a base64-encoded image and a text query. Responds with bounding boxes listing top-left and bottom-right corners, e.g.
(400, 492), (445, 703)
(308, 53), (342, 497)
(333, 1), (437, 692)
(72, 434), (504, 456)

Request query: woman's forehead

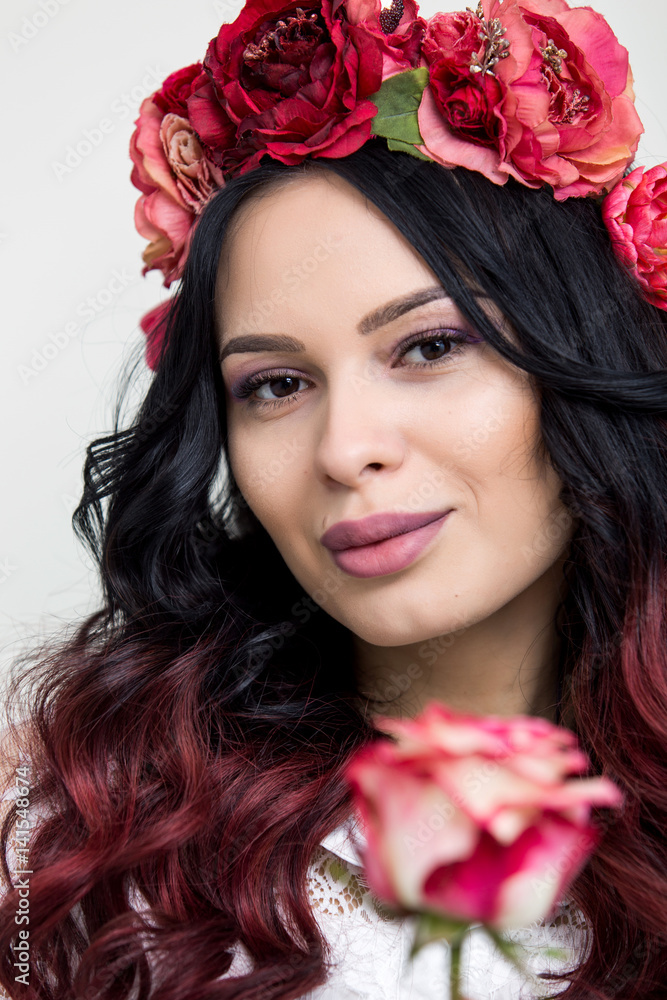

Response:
(215, 171), (436, 320)
(219, 170), (385, 261)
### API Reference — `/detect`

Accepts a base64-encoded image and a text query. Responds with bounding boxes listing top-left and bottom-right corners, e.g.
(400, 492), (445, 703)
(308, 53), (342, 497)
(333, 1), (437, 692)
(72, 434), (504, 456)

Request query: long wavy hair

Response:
(2, 140), (667, 999)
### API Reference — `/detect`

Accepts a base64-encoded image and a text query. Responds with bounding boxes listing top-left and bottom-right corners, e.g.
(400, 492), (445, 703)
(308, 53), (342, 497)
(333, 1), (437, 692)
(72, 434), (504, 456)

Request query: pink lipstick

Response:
(320, 508), (452, 579)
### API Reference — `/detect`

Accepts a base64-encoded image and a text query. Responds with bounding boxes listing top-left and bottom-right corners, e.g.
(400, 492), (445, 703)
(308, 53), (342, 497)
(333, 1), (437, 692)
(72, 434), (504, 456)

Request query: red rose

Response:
(153, 64), (204, 117)
(186, 0), (424, 175)
(602, 164), (667, 311)
(422, 11), (507, 153)
(130, 98), (195, 286)
(417, 3), (545, 186)
(160, 114), (225, 214)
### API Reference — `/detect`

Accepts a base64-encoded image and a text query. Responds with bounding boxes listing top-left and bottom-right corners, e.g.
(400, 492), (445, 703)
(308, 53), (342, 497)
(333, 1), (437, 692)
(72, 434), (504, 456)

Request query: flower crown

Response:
(130, 0), (667, 369)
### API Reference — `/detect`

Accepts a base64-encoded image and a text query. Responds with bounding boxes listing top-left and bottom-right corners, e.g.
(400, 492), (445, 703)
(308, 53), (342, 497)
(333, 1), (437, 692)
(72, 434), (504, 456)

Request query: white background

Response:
(1, 0), (666, 687)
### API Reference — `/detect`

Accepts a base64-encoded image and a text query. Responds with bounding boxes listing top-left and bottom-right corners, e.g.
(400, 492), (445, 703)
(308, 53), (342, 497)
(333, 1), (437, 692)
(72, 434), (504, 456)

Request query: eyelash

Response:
(231, 328), (480, 411)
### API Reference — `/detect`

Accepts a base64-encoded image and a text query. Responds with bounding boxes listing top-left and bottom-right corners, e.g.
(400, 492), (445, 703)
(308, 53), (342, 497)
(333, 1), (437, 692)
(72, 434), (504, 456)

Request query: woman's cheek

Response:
(228, 431), (290, 531)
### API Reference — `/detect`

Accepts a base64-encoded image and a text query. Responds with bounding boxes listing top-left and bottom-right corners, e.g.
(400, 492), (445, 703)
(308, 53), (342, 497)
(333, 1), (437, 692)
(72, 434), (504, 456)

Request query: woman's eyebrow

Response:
(218, 286), (451, 364)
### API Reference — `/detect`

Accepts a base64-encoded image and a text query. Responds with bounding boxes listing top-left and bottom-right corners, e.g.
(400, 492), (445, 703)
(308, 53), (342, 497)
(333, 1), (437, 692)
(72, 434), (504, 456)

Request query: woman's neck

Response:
(353, 557), (569, 727)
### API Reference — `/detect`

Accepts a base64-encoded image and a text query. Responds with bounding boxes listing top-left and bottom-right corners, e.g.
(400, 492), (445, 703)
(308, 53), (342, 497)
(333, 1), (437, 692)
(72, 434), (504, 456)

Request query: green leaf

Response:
(369, 67), (429, 146)
(541, 946), (570, 961)
(409, 912), (471, 960)
(327, 858), (349, 885)
(386, 137), (431, 161)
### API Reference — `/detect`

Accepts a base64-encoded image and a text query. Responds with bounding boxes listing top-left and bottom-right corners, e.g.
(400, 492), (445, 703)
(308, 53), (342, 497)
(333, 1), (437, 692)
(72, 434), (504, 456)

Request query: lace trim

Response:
(308, 841), (587, 938)
(305, 843), (587, 999)
(308, 844), (399, 924)
(315, 810), (587, 940)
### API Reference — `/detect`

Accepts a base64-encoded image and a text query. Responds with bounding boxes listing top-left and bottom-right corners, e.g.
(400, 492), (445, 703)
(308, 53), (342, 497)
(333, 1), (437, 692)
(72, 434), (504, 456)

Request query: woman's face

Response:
(216, 170), (573, 647)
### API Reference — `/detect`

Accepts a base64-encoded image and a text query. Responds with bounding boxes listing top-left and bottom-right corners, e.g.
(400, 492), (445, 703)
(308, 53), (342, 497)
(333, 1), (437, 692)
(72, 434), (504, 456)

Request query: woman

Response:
(1, 0), (666, 997)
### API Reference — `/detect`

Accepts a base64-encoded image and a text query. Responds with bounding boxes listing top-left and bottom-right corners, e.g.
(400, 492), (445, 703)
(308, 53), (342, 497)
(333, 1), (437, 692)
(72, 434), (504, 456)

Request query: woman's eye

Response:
(255, 375), (308, 402)
(231, 328), (478, 411)
(398, 335), (455, 366)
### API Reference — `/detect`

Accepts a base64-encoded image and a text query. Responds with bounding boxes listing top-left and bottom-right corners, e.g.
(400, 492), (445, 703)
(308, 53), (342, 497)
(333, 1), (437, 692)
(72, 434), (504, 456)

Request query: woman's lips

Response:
(327, 511), (452, 578)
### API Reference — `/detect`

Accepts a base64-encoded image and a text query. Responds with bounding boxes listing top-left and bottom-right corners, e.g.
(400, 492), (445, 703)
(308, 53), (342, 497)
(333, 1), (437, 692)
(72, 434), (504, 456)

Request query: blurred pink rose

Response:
(602, 163), (667, 311)
(345, 701), (624, 930)
(130, 64), (224, 287)
(417, 0), (643, 198)
(140, 300), (173, 371)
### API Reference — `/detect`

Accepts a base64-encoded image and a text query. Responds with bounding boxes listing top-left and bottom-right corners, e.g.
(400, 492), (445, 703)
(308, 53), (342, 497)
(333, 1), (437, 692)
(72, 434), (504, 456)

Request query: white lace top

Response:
(1, 781), (588, 999)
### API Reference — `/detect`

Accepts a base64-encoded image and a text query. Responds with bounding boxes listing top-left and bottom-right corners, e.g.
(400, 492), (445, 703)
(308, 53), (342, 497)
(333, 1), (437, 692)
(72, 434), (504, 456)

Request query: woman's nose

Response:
(311, 366), (408, 488)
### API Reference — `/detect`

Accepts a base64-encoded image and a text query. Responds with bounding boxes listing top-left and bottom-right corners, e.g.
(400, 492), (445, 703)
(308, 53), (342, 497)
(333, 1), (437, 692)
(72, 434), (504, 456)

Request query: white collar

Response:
(319, 810), (367, 868)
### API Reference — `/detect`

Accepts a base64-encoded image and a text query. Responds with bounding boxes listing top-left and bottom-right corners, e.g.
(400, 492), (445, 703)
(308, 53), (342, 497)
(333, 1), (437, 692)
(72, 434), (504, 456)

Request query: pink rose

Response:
(130, 64), (224, 286)
(602, 163), (667, 311)
(417, 0), (643, 198)
(345, 701), (624, 930)
(512, 0), (643, 198)
(159, 114), (225, 213)
(186, 0), (424, 176)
